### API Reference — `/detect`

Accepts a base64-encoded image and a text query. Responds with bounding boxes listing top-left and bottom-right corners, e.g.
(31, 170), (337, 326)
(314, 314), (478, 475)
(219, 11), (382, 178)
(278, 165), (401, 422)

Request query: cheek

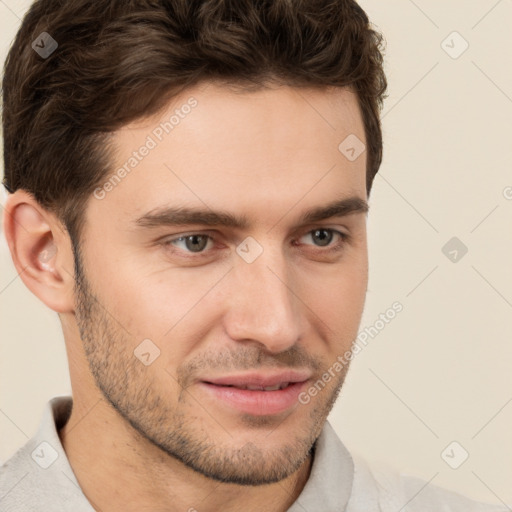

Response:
(300, 256), (368, 345)
(312, 273), (366, 324)
(93, 252), (227, 348)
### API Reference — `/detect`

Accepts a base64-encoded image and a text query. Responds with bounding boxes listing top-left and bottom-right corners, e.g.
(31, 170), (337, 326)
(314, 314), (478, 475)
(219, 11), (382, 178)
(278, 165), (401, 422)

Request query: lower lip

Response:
(199, 381), (307, 416)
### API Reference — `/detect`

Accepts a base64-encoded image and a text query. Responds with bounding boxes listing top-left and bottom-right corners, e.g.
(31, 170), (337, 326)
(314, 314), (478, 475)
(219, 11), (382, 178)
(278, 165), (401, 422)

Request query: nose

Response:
(223, 244), (303, 354)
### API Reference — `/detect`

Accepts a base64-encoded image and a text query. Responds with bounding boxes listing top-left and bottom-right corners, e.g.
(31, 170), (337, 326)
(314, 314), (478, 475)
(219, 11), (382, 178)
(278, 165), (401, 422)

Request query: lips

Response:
(220, 382), (290, 391)
(202, 370), (311, 389)
(199, 370), (311, 416)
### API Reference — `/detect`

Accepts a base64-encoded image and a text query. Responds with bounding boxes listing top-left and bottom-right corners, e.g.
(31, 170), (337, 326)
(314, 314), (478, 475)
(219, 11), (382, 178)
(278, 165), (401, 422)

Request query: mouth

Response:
(208, 382), (292, 391)
(198, 370), (311, 416)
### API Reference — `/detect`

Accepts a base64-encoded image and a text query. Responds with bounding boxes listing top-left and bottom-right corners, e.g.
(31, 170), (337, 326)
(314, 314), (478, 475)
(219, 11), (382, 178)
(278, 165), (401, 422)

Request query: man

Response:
(0, 0), (506, 510)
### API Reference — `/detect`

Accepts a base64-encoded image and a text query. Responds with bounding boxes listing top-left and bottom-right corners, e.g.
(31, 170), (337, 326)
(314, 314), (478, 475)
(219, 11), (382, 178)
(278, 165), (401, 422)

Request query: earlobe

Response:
(2, 191), (76, 313)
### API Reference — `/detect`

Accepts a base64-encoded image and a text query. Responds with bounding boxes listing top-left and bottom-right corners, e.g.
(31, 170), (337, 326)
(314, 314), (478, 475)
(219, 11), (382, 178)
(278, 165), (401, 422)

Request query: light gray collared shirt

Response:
(0, 396), (508, 511)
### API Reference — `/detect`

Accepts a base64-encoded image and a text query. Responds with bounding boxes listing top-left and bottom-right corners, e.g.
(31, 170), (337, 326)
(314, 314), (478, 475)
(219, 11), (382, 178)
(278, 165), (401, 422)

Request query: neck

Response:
(59, 391), (313, 512)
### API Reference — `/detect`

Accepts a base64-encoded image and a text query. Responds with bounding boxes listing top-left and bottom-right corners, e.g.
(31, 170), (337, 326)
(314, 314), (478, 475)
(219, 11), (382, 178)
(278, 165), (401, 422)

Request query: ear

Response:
(2, 190), (76, 313)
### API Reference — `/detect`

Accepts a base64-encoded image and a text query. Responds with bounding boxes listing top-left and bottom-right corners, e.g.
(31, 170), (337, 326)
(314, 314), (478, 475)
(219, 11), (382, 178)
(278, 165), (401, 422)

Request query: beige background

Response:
(1, 0), (511, 505)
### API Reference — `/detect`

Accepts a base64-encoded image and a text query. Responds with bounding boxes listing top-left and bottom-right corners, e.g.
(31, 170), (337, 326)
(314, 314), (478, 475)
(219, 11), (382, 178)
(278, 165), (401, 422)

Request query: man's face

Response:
(74, 82), (369, 485)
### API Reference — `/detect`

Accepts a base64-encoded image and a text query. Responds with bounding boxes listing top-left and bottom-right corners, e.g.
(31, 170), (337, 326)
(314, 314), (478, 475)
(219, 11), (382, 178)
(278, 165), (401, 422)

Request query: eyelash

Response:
(160, 228), (350, 257)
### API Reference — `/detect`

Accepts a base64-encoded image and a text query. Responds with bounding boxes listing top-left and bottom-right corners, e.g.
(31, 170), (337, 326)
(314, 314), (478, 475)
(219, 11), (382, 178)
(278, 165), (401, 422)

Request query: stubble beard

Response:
(72, 247), (350, 485)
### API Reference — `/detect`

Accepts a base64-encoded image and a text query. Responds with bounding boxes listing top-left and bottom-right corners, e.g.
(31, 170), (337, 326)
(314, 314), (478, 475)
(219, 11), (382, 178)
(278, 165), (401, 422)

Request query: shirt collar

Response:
(287, 420), (354, 512)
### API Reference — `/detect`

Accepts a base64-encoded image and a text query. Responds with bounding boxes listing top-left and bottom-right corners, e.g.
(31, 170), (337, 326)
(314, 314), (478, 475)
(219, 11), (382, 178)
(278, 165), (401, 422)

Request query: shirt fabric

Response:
(0, 396), (507, 511)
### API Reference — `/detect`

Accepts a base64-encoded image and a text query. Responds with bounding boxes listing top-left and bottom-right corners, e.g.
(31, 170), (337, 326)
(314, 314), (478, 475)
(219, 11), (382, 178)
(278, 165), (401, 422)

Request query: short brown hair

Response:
(2, 0), (387, 242)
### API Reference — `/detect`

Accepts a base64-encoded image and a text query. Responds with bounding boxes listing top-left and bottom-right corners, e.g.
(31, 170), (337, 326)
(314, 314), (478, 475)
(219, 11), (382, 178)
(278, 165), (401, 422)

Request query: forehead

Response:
(89, 82), (367, 230)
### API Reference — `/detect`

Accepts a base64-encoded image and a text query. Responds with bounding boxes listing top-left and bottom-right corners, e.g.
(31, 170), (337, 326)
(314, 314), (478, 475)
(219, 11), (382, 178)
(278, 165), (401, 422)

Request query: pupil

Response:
(186, 235), (207, 252)
(313, 229), (332, 247)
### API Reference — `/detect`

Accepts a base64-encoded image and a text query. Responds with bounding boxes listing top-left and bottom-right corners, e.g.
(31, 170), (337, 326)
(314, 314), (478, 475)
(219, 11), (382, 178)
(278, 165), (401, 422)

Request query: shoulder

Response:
(0, 396), (93, 512)
(347, 452), (509, 512)
(0, 437), (70, 512)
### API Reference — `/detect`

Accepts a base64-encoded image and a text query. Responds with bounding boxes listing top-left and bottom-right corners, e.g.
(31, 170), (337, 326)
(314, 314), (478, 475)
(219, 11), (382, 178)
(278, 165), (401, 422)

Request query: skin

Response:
(3, 82), (369, 512)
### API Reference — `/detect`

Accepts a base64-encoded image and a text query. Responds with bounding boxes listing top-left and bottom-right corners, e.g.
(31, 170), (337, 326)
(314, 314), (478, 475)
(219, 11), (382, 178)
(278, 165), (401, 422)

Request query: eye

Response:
(298, 228), (348, 249)
(160, 228), (349, 258)
(165, 233), (214, 253)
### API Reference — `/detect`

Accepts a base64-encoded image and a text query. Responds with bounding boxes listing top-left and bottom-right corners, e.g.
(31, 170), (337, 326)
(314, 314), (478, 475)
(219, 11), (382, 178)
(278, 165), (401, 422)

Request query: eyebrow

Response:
(134, 196), (369, 230)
